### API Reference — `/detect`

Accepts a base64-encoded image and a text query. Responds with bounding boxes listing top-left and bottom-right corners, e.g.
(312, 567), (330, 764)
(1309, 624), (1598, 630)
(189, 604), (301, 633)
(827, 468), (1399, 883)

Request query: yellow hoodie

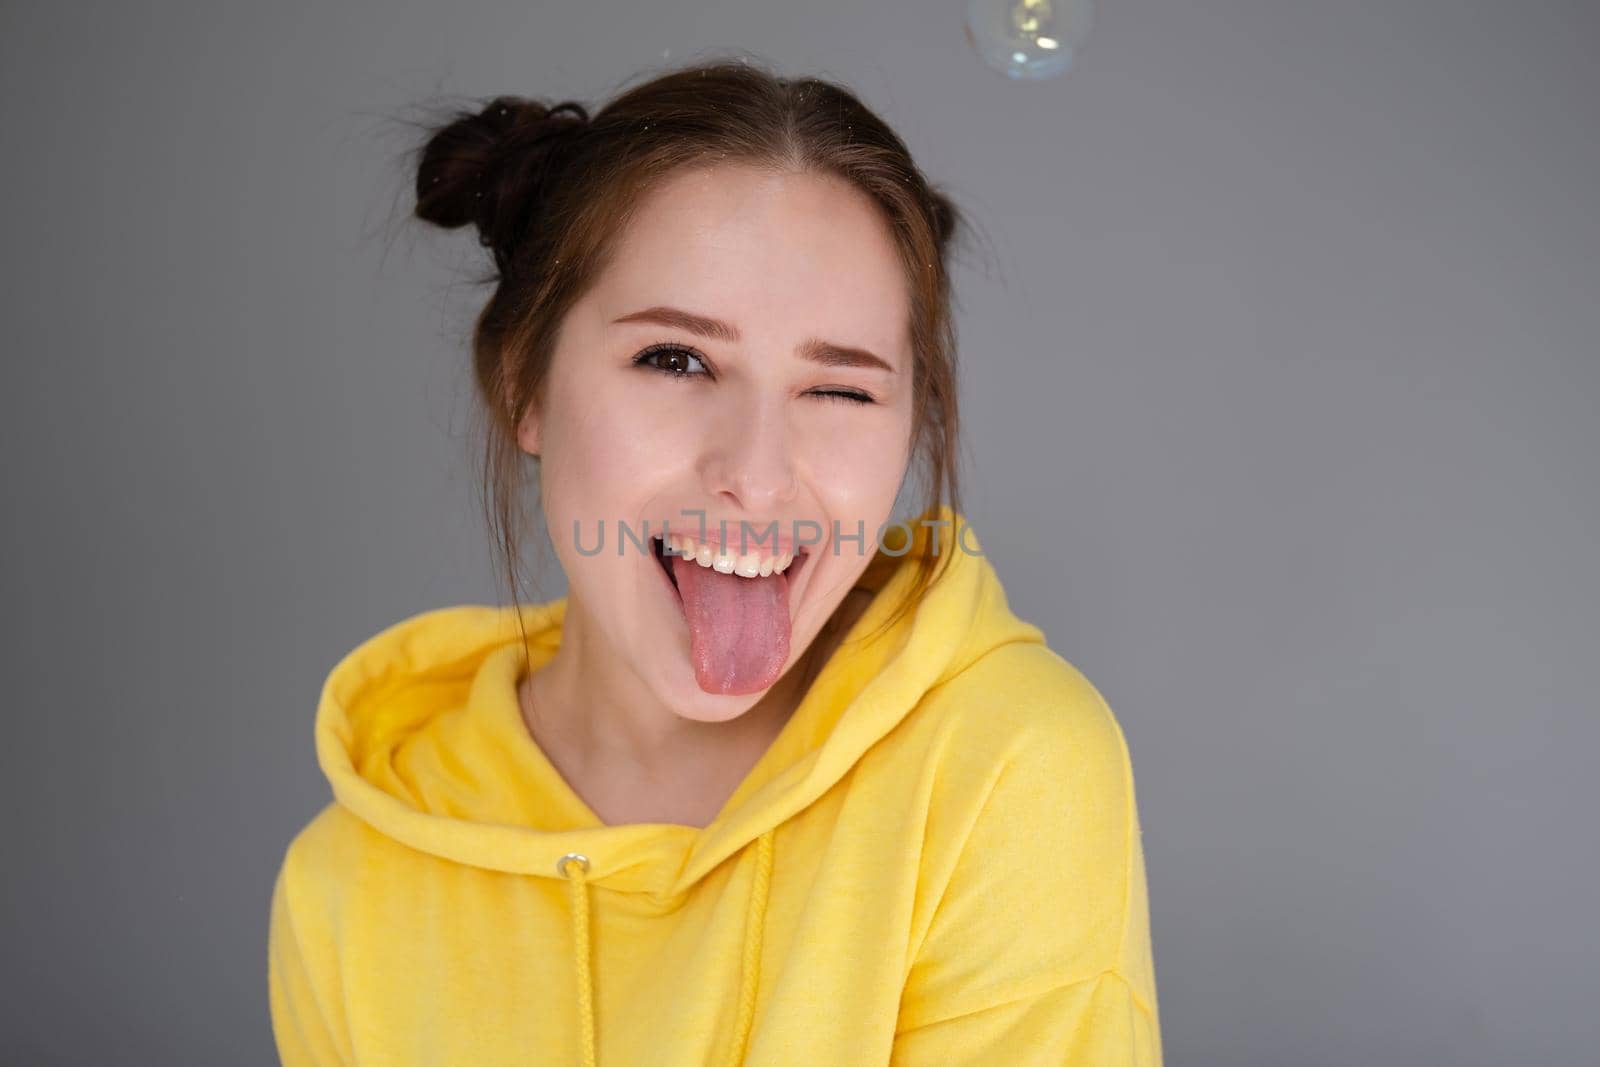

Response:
(268, 512), (1162, 1065)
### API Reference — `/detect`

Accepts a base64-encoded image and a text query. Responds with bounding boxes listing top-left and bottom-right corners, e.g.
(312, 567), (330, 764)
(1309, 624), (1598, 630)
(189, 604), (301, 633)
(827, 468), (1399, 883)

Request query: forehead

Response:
(591, 164), (912, 358)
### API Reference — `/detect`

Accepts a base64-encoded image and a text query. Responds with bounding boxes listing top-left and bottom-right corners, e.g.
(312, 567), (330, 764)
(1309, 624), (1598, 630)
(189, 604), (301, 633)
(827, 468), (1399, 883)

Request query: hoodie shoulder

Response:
(274, 802), (376, 910)
(272, 795), (427, 928)
(896, 638), (1156, 1027)
(908, 637), (1140, 911)
(928, 638), (1133, 785)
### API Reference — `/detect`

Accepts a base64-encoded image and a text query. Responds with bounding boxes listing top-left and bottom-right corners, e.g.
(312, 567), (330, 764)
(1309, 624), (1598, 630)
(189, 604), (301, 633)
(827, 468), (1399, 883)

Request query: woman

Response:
(269, 59), (1161, 1065)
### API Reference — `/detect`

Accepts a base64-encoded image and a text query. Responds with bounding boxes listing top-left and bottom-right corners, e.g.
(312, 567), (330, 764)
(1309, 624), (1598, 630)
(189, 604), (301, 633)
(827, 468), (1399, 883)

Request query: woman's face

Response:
(520, 163), (915, 719)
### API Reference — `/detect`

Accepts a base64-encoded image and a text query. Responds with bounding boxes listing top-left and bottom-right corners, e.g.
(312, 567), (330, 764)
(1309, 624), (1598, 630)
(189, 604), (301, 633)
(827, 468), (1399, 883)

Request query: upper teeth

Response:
(663, 534), (797, 579)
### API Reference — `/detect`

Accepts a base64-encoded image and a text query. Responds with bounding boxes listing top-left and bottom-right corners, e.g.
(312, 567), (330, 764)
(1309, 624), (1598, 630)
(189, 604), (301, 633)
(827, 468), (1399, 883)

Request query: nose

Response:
(700, 392), (799, 512)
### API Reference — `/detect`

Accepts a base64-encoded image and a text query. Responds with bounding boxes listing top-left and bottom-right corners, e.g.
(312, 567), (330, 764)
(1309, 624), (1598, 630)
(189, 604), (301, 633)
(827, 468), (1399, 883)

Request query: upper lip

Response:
(659, 524), (807, 557)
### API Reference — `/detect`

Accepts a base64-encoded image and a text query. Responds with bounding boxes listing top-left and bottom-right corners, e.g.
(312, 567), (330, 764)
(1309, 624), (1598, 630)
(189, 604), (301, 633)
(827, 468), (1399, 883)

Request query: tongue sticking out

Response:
(669, 554), (792, 695)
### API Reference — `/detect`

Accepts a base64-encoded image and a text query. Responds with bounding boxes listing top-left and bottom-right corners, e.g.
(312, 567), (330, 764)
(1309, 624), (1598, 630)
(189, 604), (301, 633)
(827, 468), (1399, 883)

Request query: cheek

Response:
(800, 406), (914, 509)
(539, 373), (693, 531)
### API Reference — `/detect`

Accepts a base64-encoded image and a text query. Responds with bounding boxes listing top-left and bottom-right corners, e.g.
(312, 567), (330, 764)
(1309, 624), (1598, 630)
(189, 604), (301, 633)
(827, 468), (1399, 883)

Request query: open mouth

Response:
(649, 534), (812, 695)
(650, 535), (811, 605)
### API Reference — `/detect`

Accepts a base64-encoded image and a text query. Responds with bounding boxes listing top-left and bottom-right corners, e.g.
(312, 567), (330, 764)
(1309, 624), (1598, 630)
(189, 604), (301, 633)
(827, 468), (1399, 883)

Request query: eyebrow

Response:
(612, 305), (898, 374)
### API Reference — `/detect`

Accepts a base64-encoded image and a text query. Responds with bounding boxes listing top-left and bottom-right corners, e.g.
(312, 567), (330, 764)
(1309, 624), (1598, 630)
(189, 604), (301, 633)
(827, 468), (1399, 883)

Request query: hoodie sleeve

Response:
(268, 811), (355, 1066)
(890, 653), (1162, 1066)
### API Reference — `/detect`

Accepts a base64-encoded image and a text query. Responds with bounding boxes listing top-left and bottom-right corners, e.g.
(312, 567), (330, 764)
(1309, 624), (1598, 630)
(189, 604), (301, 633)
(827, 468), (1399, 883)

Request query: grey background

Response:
(2, 1), (1595, 1064)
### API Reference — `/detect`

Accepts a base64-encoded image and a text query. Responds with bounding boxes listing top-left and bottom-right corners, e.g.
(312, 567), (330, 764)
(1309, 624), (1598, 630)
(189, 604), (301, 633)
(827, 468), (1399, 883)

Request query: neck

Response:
(517, 583), (876, 824)
(517, 598), (816, 789)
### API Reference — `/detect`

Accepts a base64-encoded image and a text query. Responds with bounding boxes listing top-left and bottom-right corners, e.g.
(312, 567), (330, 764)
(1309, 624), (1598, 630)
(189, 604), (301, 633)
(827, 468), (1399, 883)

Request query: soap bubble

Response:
(965, 0), (1094, 81)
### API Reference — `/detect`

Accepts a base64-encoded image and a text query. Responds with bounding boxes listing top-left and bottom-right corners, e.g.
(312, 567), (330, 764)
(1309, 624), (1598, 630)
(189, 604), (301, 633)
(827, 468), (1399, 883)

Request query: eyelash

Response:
(631, 343), (876, 405)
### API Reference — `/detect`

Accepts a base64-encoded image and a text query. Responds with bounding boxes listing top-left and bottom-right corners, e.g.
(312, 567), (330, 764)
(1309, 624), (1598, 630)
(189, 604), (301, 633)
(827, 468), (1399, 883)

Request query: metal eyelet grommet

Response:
(557, 852), (590, 878)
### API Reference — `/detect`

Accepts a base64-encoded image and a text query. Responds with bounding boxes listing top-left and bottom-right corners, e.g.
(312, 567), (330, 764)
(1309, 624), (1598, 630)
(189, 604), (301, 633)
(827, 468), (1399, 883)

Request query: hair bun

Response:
(414, 96), (592, 269)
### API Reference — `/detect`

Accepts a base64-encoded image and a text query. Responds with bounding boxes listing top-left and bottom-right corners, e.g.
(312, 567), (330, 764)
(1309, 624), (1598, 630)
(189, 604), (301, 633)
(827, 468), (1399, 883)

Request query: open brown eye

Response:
(633, 344), (710, 377)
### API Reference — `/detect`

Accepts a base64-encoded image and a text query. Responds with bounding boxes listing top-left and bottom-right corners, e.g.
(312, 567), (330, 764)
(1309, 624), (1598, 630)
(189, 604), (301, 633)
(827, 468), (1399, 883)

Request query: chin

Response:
(643, 608), (828, 721)
(650, 655), (771, 721)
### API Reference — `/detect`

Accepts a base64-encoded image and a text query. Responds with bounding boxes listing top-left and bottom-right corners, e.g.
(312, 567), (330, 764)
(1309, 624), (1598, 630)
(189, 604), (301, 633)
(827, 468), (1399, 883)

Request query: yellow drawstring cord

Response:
(559, 830), (774, 1067)
(725, 830), (774, 1067)
(559, 852), (598, 1067)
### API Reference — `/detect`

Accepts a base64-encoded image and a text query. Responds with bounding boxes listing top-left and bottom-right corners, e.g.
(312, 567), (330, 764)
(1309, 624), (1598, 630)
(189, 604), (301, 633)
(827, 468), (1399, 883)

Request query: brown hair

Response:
(408, 57), (966, 649)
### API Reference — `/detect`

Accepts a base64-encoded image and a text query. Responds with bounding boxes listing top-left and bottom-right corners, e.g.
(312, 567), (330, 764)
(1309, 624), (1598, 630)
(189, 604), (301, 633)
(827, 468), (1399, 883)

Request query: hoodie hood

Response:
(314, 506), (1044, 895)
